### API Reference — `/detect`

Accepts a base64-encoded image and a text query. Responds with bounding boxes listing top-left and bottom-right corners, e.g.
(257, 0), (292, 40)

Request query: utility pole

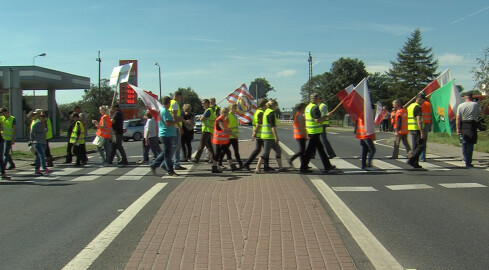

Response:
(96, 51), (102, 105)
(308, 52), (313, 98)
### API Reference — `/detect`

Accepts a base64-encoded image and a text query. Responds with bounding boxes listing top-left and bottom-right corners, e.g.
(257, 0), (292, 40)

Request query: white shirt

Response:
(144, 118), (158, 138)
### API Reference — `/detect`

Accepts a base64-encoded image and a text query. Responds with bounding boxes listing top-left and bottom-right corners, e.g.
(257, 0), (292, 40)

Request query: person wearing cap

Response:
(419, 95), (432, 162)
(300, 93), (336, 174)
(406, 93), (426, 168)
(456, 92), (480, 168)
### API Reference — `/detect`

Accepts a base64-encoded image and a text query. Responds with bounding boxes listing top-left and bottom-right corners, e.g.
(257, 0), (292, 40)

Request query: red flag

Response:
(337, 84), (354, 101)
(226, 84), (257, 123)
(128, 84), (163, 121)
(374, 104), (385, 125)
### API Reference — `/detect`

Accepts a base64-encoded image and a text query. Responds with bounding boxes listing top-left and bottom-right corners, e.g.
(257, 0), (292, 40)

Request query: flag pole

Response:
(329, 99), (345, 114)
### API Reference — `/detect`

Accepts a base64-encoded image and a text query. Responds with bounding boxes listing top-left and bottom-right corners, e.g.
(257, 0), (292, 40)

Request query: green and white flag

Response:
(430, 80), (454, 135)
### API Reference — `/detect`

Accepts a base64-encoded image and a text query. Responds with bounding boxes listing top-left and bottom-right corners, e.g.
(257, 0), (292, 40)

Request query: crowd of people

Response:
(0, 90), (481, 181)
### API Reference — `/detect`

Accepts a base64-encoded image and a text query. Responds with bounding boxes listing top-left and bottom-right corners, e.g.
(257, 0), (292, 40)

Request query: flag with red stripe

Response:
(128, 84), (163, 121)
(226, 84), (257, 123)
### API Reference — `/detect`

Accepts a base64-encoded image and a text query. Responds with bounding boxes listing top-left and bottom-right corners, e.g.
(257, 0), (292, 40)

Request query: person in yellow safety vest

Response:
(406, 93), (426, 169)
(192, 99), (216, 163)
(253, 99), (287, 174)
(211, 107), (239, 173)
(0, 108), (16, 170)
(242, 98), (272, 171)
(70, 112), (86, 167)
(390, 100), (412, 159)
(355, 108), (376, 170)
(319, 99), (337, 158)
(218, 103), (243, 168)
(300, 93), (336, 174)
(170, 91), (186, 171)
(30, 111), (51, 176)
(419, 98), (432, 162)
(289, 103), (307, 167)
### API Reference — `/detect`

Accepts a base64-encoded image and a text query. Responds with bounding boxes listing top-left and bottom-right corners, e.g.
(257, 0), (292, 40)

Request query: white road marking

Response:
(439, 183), (487, 189)
(312, 179), (403, 270)
(332, 186), (377, 192)
(116, 167), (150, 180)
(386, 184), (433, 191)
(62, 183), (167, 270)
(373, 160), (403, 172)
(71, 167), (117, 181)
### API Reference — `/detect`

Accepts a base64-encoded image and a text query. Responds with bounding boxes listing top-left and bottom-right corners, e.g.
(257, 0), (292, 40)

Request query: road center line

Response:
(62, 183), (167, 270)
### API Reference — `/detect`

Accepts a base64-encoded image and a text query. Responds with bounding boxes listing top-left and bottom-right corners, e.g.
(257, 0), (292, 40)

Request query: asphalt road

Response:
(0, 126), (487, 269)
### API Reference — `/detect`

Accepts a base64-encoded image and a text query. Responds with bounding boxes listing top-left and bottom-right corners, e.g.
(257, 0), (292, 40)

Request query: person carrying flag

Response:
(355, 105), (376, 170)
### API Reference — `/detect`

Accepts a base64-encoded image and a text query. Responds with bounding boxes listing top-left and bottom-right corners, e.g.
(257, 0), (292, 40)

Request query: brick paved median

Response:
(125, 141), (356, 270)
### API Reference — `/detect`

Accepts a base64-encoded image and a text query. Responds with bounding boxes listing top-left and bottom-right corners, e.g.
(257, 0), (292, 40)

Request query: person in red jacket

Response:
(355, 115), (376, 170)
(390, 100), (412, 159)
(289, 103), (307, 167)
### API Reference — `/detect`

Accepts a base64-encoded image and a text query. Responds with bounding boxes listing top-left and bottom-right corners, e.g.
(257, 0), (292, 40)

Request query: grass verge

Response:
(12, 144), (98, 159)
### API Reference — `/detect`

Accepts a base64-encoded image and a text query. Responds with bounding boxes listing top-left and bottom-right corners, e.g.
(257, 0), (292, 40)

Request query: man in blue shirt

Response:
(150, 96), (178, 176)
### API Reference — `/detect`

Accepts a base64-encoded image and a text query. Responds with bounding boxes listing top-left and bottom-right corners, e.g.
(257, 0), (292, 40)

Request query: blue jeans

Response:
(97, 138), (112, 163)
(360, 139), (376, 168)
(173, 134), (182, 167)
(150, 136), (175, 174)
(461, 137), (474, 166)
(4, 140), (14, 168)
(143, 137), (161, 162)
(34, 143), (47, 171)
(420, 125), (430, 161)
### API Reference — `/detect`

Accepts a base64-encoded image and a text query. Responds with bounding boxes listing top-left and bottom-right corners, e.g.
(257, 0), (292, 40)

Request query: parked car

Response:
(194, 114), (202, 133)
(123, 119), (145, 141)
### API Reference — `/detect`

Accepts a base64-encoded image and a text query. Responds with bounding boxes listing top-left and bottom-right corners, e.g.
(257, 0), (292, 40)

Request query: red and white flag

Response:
(128, 84), (163, 121)
(374, 103), (385, 125)
(337, 84), (354, 101)
(341, 81), (365, 123)
(422, 69), (461, 120)
(226, 84), (257, 123)
(342, 78), (375, 135)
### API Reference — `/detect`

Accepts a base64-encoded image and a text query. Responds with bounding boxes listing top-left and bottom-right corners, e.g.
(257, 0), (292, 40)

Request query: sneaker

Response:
(43, 169), (51, 176)
(35, 169), (42, 175)
(278, 167), (288, 172)
(288, 159), (293, 167)
(243, 164), (251, 171)
(324, 165), (337, 173)
(150, 166), (157, 176)
(167, 172), (179, 177)
(300, 169), (313, 174)
(191, 158), (199, 164)
(264, 166), (275, 172)
(174, 165), (187, 170)
(254, 170), (264, 174)
(1, 175), (11, 180)
(6, 165), (15, 170)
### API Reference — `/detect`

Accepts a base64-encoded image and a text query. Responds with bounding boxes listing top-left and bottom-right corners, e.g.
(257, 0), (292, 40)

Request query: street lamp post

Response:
(155, 62), (162, 99)
(96, 51), (102, 104)
(32, 53), (46, 109)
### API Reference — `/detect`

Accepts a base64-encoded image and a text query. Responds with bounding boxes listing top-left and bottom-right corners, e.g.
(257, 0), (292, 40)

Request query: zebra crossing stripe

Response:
(331, 186), (377, 192)
(71, 167), (118, 181)
(116, 167), (151, 181)
(372, 160), (403, 172)
(439, 183), (487, 189)
(386, 184), (433, 191)
(332, 158), (361, 173)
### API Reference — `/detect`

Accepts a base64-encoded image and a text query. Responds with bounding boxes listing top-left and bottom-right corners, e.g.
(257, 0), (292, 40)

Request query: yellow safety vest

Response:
(70, 121), (85, 144)
(1, 115), (15, 140)
(202, 108), (215, 133)
(170, 99), (181, 127)
(46, 118), (53, 140)
(228, 112), (239, 139)
(261, 108), (276, 140)
(305, 103), (323, 134)
(407, 103), (421, 131)
(253, 109), (264, 138)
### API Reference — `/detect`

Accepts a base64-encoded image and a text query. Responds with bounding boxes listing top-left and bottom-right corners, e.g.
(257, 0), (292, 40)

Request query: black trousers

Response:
(290, 138), (306, 164)
(301, 133), (332, 171)
(219, 138), (242, 165)
(109, 132), (128, 163)
(243, 138), (264, 167)
(194, 132), (214, 162)
(408, 130), (425, 165)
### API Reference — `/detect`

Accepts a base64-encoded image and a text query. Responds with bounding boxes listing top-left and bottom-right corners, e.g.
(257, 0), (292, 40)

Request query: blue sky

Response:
(1, 0), (488, 110)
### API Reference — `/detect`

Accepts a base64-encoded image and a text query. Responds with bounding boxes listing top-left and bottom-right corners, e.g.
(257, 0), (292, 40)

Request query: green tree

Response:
(300, 57), (368, 118)
(175, 87), (204, 114)
(472, 47), (489, 94)
(78, 79), (116, 126)
(368, 72), (390, 107)
(387, 29), (439, 104)
(249, 78), (274, 99)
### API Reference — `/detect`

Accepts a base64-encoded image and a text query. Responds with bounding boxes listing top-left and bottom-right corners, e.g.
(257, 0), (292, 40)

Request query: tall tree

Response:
(387, 29), (439, 104)
(78, 79), (116, 125)
(175, 87), (204, 114)
(471, 47), (489, 94)
(368, 72), (390, 107)
(249, 78), (274, 99)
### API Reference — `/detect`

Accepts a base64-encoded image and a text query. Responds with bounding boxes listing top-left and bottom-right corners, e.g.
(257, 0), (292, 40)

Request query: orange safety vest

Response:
(293, 112), (306, 139)
(212, 115), (230, 145)
(390, 110), (396, 125)
(355, 118), (376, 140)
(421, 101), (432, 124)
(394, 108), (409, 135)
(96, 115), (112, 139)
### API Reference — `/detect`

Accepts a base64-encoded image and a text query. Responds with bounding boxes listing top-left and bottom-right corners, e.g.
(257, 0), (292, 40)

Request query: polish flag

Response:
(341, 80), (367, 123)
(226, 84), (257, 123)
(374, 103), (385, 125)
(357, 78), (375, 136)
(336, 84), (355, 101)
(423, 69), (452, 95)
(422, 69), (461, 120)
(128, 84), (163, 121)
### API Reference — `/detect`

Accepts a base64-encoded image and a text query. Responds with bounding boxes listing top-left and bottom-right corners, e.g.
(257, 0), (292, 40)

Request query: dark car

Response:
(194, 114), (202, 133)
